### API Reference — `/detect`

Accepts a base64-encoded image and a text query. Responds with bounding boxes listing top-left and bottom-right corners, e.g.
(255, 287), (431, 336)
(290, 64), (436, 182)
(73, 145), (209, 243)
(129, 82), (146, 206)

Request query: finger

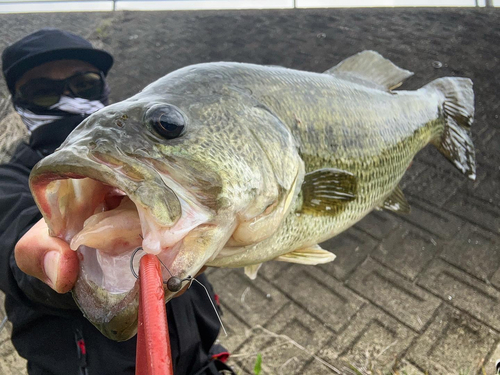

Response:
(15, 218), (80, 294)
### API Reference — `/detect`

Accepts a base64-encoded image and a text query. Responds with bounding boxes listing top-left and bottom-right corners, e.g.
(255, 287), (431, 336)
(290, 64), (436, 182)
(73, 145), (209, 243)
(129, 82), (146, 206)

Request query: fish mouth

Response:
(29, 150), (212, 341)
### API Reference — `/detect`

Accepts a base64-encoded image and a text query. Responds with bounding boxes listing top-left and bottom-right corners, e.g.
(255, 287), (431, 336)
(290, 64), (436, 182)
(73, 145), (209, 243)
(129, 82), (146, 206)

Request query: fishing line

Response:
(155, 258), (226, 335)
(130, 246), (227, 336)
(156, 257), (174, 278)
(188, 277), (228, 336)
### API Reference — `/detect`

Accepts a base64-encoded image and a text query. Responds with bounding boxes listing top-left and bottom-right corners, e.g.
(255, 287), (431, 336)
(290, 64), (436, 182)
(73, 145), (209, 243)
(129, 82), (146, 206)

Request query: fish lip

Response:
(31, 149), (165, 207)
(72, 275), (140, 341)
(30, 153), (129, 222)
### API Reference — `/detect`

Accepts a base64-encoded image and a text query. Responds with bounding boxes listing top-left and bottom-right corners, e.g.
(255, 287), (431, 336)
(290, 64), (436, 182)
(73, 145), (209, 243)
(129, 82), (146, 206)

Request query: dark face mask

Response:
(29, 114), (90, 156)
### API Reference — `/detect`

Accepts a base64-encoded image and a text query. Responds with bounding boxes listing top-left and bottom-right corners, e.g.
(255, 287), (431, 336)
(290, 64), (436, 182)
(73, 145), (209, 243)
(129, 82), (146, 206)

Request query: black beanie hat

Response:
(2, 28), (114, 95)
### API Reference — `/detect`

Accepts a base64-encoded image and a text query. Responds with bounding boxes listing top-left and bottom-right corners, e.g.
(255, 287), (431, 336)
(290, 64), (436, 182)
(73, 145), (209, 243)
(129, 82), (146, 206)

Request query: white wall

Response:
(0, 0), (493, 14)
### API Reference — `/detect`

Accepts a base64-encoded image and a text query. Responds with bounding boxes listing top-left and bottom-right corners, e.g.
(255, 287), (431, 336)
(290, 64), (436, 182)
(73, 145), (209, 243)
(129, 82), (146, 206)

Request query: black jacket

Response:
(0, 117), (228, 375)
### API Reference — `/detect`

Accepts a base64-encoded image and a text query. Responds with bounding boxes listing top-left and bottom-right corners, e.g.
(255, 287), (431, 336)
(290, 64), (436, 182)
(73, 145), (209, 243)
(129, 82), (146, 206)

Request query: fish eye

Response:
(146, 104), (186, 139)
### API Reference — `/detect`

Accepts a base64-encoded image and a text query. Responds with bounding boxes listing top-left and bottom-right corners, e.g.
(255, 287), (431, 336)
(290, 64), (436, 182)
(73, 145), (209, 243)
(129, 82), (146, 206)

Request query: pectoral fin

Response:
(381, 186), (410, 213)
(274, 244), (336, 265)
(325, 50), (414, 90)
(244, 263), (263, 280)
(300, 168), (356, 216)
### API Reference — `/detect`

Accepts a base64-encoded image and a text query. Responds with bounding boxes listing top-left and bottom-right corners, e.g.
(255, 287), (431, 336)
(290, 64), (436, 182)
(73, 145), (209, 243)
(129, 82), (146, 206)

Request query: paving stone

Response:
(452, 164), (500, 210)
(418, 259), (500, 331)
(412, 147), (452, 171)
(0, 292), (27, 374)
(398, 198), (465, 240)
(0, 345), (27, 375)
(490, 269), (500, 293)
(396, 360), (427, 375)
(272, 308), (332, 350)
(354, 210), (402, 240)
(485, 340), (500, 374)
(209, 269), (288, 328)
(273, 264), (365, 333)
(231, 303), (335, 375)
(475, 116), (495, 140)
(264, 305), (335, 374)
(258, 261), (293, 281)
(319, 304), (416, 372)
(204, 266), (224, 278)
(347, 257), (441, 332)
(220, 360), (247, 375)
(372, 222), (440, 280)
(216, 299), (253, 353)
(0, 317), (27, 375)
(407, 305), (497, 375)
(402, 161), (466, 208)
(440, 223), (500, 283)
(301, 357), (344, 375)
(444, 191), (500, 234)
(468, 165), (500, 209)
(483, 130), (499, 168)
(319, 226), (378, 281)
(399, 159), (430, 186)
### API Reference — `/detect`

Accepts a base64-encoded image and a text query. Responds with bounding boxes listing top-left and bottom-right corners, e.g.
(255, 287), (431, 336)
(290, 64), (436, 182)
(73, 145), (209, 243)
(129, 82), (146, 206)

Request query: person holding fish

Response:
(0, 29), (233, 375)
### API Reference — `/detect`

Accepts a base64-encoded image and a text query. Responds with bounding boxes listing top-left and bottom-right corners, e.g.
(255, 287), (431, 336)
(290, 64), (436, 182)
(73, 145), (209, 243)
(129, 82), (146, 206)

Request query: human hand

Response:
(15, 218), (79, 294)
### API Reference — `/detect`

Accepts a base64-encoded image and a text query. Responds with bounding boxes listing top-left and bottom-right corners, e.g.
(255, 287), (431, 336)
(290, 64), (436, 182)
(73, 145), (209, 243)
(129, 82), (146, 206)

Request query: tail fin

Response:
(424, 77), (476, 180)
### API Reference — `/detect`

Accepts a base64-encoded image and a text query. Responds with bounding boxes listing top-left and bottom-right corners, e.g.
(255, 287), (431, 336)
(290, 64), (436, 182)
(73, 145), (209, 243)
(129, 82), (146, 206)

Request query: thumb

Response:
(15, 218), (80, 294)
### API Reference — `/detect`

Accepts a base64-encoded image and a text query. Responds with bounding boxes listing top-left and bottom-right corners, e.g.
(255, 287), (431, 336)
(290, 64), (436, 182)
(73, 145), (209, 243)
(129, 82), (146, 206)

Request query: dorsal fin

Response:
(325, 50), (413, 90)
(380, 185), (411, 213)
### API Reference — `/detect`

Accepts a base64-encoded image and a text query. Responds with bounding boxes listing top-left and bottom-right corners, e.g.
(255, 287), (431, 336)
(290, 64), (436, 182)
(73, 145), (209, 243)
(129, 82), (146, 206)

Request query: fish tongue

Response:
(96, 250), (137, 293)
(70, 197), (142, 255)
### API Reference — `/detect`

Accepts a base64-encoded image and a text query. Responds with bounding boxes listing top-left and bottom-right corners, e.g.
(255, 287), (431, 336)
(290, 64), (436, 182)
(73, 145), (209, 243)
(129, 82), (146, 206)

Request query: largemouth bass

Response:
(29, 51), (475, 341)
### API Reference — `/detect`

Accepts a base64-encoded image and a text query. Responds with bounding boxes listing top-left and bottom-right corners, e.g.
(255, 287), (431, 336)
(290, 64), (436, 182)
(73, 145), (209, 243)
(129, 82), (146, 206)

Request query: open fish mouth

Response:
(29, 151), (213, 341)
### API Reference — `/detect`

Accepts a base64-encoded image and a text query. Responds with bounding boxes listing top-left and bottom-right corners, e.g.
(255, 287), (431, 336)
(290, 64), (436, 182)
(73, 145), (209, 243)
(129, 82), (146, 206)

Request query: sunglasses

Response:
(14, 71), (105, 109)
